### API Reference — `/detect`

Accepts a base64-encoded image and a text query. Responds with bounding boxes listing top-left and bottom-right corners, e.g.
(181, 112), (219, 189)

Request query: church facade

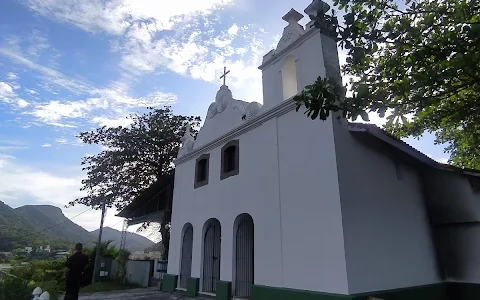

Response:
(161, 1), (480, 299)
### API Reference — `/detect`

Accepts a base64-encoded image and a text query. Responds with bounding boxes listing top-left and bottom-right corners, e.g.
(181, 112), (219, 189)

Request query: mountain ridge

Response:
(0, 202), (154, 252)
(91, 227), (155, 252)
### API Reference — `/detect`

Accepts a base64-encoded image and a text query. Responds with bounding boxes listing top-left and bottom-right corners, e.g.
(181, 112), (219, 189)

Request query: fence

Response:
(32, 287), (50, 300)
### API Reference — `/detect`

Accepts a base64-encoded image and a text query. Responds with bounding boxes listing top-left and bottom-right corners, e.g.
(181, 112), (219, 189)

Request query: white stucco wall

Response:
(168, 104), (349, 294)
(276, 110), (348, 292)
(332, 122), (441, 294)
(260, 28), (327, 110)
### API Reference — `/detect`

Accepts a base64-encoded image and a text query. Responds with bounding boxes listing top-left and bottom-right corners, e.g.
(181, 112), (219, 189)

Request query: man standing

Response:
(64, 243), (89, 300)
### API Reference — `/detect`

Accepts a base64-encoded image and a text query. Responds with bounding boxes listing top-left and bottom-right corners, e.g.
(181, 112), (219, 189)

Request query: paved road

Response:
(77, 288), (195, 300)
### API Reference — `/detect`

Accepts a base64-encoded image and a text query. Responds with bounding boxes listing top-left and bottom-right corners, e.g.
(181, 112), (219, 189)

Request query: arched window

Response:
(221, 140), (239, 180)
(282, 55), (298, 100)
(195, 154), (210, 188)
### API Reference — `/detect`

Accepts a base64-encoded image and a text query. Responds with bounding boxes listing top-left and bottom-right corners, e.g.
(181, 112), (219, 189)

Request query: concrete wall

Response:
(423, 170), (480, 225)
(125, 260), (152, 288)
(423, 169), (480, 283)
(168, 106), (349, 294)
(332, 121), (441, 294)
(436, 224), (480, 283)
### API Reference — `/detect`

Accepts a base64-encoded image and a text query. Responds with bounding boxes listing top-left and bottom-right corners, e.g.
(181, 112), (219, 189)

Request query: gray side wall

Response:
(332, 121), (441, 294)
(423, 169), (480, 283)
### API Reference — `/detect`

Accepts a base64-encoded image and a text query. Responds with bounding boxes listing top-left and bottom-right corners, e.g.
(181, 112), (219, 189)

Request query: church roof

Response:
(116, 172), (174, 220)
(348, 122), (480, 178)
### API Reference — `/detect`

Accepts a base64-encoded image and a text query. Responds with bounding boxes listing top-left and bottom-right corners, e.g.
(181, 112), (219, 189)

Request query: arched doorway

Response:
(202, 218), (221, 293)
(179, 223), (193, 288)
(234, 214), (254, 298)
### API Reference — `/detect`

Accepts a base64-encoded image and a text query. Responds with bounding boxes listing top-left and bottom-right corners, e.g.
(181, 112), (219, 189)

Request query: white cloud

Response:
(17, 99), (29, 108)
(0, 153), (142, 233)
(32, 100), (96, 125)
(91, 116), (134, 128)
(0, 47), (94, 95)
(0, 154), (84, 207)
(55, 137), (69, 145)
(26, 0), (235, 36)
(6, 72), (18, 80)
(228, 24), (239, 35)
(0, 82), (15, 96)
(27, 30), (50, 58)
(29, 87), (177, 127)
(41, 143), (52, 147)
(23, 0), (274, 104)
(0, 81), (30, 108)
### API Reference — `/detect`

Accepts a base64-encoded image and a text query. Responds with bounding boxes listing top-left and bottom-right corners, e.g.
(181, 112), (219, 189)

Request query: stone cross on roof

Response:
(220, 66), (230, 86)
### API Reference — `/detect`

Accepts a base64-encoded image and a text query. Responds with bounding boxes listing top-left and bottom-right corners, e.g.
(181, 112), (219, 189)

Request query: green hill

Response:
(0, 201), (154, 252)
(0, 201), (72, 252)
(0, 201), (35, 251)
(15, 205), (94, 245)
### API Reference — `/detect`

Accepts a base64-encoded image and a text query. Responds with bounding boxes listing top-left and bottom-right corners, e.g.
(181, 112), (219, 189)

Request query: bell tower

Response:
(259, 0), (341, 110)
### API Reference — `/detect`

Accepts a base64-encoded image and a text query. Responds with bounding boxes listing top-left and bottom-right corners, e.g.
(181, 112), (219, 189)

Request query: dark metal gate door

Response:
(179, 225), (193, 288)
(235, 216), (254, 298)
(202, 220), (221, 292)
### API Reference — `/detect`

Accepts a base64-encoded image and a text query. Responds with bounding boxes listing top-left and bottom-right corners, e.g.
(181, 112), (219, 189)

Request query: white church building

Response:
(160, 1), (480, 299)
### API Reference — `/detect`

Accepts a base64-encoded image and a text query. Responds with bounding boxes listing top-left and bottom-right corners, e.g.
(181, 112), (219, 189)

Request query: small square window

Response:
(223, 146), (236, 173)
(195, 154), (210, 188)
(221, 140), (239, 180)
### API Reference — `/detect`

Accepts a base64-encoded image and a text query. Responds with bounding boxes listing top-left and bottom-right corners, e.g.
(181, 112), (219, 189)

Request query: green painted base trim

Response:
(187, 277), (200, 297)
(352, 283), (448, 300)
(161, 274), (178, 293)
(251, 285), (350, 300)
(216, 281), (232, 300)
(251, 282), (480, 300)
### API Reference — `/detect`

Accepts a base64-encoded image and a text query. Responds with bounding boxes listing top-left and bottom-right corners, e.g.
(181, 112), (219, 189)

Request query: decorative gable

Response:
(194, 85), (263, 149)
(176, 84), (263, 158)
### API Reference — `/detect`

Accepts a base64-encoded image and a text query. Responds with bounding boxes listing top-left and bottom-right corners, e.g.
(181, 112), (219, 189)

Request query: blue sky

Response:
(0, 0), (448, 238)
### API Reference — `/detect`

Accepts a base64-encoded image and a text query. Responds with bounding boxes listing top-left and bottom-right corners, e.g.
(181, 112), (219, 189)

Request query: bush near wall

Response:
(2, 259), (66, 298)
(0, 276), (32, 300)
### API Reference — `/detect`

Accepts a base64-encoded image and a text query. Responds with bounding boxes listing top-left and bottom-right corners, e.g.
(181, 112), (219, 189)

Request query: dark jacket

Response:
(65, 251), (89, 281)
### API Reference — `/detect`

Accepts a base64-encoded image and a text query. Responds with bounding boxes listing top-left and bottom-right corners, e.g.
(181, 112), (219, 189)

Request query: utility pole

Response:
(92, 200), (107, 284)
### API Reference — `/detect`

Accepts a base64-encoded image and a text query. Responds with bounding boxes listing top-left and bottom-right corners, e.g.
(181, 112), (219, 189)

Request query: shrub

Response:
(0, 276), (31, 300)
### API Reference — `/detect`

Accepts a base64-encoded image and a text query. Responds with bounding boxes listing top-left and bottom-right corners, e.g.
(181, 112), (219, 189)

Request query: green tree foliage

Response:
(83, 241), (127, 285)
(70, 107), (201, 257)
(84, 240), (119, 261)
(294, 0), (480, 169)
(0, 276), (31, 300)
(2, 260), (66, 300)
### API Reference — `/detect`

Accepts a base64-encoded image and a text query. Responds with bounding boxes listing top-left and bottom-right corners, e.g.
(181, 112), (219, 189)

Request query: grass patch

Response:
(80, 281), (140, 294)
